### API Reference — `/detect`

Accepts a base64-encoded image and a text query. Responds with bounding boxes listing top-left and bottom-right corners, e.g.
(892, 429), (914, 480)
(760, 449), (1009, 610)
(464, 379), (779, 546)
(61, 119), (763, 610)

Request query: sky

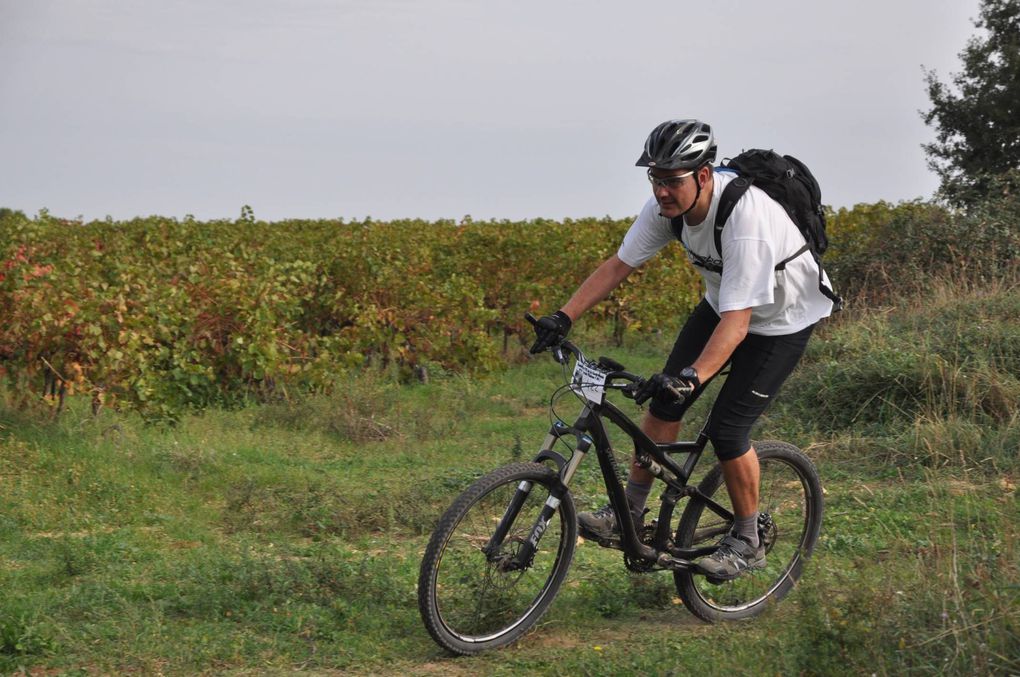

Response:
(0, 0), (983, 223)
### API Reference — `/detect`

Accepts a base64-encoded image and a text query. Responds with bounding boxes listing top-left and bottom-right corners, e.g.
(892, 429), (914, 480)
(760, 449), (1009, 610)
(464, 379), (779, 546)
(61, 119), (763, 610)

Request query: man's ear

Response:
(697, 165), (712, 188)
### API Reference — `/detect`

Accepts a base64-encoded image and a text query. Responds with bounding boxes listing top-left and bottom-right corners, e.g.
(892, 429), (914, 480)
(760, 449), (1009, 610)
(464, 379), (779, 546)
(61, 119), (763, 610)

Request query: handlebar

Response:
(524, 312), (698, 405)
(525, 312), (646, 398)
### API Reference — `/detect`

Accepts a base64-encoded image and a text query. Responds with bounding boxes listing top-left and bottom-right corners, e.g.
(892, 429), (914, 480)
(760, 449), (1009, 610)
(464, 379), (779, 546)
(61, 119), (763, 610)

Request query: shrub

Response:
(781, 272), (1020, 469)
(826, 181), (1020, 306)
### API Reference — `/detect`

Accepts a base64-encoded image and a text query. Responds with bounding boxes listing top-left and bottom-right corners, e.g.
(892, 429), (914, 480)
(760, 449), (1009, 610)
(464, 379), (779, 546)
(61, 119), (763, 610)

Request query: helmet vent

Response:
(636, 119), (717, 170)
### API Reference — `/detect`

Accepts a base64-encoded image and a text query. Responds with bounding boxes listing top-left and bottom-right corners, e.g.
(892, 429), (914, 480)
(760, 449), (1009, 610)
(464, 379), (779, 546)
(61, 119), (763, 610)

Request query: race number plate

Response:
(572, 355), (609, 405)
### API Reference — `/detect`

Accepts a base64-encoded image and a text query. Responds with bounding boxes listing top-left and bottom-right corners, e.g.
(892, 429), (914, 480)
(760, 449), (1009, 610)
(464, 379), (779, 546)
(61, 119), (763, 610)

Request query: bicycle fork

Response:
(485, 425), (592, 571)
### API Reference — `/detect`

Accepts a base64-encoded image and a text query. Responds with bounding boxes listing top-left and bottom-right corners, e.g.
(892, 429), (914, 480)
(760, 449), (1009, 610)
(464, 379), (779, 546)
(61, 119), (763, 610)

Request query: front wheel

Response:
(418, 462), (577, 655)
(673, 441), (824, 622)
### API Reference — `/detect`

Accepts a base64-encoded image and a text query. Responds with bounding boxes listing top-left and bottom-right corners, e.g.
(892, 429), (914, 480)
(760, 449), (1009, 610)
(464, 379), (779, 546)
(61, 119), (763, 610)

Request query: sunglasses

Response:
(646, 169), (694, 190)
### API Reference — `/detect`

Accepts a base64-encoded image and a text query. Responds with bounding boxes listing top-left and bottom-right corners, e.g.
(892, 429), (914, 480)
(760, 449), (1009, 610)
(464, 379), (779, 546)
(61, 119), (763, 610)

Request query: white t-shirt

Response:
(617, 169), (833, 336)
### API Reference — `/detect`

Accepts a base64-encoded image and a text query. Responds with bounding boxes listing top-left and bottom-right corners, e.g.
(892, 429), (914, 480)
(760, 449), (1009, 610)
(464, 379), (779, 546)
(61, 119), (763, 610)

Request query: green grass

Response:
(1, 287), (1018, 674)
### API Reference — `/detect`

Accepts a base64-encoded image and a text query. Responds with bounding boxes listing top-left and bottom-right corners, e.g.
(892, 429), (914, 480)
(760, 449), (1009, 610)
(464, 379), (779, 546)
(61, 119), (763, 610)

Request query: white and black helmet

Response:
(636, 119), (717, 169)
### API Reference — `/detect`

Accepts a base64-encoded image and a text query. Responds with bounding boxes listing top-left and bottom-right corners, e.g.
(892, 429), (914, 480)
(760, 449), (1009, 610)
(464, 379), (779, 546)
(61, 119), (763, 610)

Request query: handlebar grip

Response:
(525, 311), (572, 363)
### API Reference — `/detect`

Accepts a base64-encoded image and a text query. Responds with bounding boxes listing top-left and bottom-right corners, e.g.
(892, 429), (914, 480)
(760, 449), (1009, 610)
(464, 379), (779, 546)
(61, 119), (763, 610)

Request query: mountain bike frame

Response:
(490, 339), (733, 575)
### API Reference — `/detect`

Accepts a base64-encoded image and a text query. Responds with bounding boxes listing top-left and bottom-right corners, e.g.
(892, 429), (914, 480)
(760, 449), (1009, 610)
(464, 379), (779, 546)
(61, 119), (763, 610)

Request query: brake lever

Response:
(630, 376), (694, 406)
(664, 382), (695, 401)
(664, 384), (682, 400)
(620, 376), (646, 401)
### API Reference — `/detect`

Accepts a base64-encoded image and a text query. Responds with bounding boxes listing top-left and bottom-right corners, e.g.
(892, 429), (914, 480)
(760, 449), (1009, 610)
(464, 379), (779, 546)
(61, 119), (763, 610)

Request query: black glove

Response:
(633, 368), (700, 406)
(529, 311), (572, 354)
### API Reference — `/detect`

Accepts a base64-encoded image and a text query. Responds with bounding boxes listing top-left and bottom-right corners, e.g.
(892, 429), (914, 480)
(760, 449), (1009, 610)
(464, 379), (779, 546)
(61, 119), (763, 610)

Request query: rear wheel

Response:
(673, 441), (823, 622)
(418, 462), (576, 654)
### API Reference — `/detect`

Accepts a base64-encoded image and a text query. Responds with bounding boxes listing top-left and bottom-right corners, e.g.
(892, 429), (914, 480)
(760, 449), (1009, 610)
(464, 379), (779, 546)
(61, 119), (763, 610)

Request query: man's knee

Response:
(641, 411), (681, 444)
(706, 425), (751, 461)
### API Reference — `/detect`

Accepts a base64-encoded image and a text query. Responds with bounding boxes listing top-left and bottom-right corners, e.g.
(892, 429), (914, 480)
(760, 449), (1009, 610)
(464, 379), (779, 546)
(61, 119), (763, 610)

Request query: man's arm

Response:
(560, 254), (635, 322)
(691, 307), (752, 381)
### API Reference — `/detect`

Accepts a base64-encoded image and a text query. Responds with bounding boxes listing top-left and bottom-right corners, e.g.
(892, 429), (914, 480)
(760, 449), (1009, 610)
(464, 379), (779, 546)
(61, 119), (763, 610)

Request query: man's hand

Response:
(633, 368), (700, 405)
(529, 311), (572, 354)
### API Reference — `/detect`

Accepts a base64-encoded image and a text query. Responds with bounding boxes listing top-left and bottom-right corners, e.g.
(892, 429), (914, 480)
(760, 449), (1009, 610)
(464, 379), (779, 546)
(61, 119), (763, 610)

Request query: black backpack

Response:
(671, 149), (843, 310)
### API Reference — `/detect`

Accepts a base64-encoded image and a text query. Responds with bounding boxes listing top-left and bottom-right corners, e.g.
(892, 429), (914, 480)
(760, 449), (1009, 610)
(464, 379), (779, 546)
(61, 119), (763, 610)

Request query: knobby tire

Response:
(673, 441), (824, 622)
(418, 462), (577, 655)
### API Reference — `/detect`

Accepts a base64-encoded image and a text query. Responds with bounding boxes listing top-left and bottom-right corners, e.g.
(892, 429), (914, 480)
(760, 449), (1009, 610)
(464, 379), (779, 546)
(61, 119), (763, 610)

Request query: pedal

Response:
(595, 535), (623, 550)
(578, 526), (623, 550)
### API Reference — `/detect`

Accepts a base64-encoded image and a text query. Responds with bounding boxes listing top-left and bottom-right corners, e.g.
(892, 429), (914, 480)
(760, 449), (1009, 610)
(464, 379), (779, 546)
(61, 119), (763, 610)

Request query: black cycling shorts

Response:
(648, 298), (815, 461)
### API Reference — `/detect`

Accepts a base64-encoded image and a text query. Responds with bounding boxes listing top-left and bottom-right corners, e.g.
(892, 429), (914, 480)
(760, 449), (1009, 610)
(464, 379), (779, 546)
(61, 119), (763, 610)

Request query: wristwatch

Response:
(679, 366), (701, 389)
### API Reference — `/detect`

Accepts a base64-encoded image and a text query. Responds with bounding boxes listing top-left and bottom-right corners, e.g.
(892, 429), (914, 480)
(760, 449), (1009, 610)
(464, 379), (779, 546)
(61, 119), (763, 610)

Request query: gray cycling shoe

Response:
(578, 504), (646, 543)
(577, 504), (620, 540)
(696, 533), (766, 581)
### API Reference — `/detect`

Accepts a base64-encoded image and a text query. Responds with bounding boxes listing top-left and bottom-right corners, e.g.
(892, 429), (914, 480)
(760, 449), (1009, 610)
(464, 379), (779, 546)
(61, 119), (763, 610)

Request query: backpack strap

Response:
(673, 174), (844, 311)
(814, 253), (845, 311)
(775, 244), (810, 270)
(669, 176), (752, 275)
(714, 177), (753, 259)
(779, 245), (844, 310)
(717, 176), (843, 310)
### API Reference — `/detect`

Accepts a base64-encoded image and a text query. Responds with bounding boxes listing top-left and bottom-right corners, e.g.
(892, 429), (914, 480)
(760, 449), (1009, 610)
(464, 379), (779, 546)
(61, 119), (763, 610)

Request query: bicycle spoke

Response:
(419, 463), (576, 652)
(673, 442), (823, 621)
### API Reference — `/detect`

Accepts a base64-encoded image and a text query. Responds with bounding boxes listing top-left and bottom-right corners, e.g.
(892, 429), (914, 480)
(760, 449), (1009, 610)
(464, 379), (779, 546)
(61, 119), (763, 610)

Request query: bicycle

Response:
(417, 315), (824, 655)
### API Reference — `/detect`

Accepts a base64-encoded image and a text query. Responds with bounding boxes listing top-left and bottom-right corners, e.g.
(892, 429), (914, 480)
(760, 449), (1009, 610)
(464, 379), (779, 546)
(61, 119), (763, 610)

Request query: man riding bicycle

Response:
(530, 119), (834, 580)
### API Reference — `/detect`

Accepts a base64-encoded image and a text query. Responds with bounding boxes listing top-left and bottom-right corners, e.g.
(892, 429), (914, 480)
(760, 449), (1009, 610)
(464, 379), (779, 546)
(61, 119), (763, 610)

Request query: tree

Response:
(922, 0), (1020, 204)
